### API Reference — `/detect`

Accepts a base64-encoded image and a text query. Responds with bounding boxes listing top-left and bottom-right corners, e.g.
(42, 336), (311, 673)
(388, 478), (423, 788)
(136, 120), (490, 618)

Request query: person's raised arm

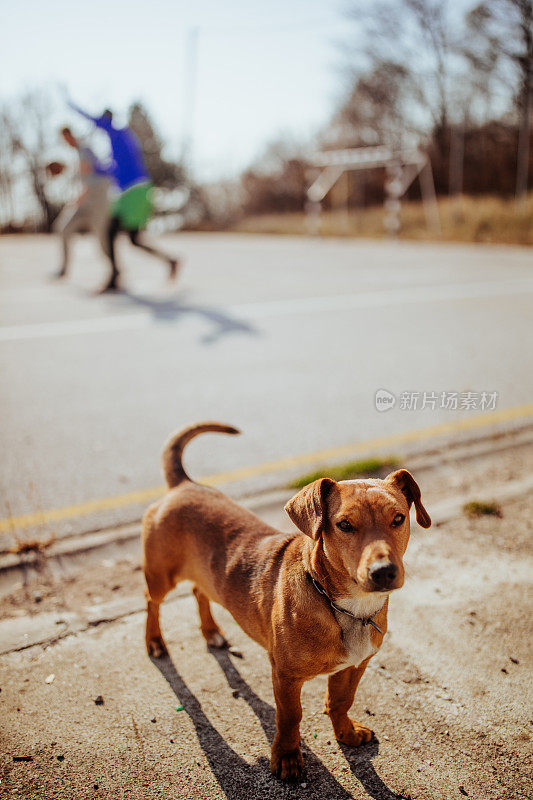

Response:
(67, 99), (98, 124)
(68, 99), (113, 132)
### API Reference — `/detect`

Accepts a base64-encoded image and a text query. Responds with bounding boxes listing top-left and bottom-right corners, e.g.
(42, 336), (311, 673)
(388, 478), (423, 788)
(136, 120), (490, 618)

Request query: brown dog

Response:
(142, 422), (431, 780)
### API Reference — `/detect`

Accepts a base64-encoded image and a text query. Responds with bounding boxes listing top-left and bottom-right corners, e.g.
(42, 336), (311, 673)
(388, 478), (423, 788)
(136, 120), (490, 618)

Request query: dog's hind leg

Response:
(144, 574), (172, 658)
(192, 585), (228, 648)
(142, 508), (176, 657)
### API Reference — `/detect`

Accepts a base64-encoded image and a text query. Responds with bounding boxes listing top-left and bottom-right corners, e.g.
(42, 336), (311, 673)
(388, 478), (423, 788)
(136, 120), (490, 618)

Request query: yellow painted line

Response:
(2, 403), (532, 535)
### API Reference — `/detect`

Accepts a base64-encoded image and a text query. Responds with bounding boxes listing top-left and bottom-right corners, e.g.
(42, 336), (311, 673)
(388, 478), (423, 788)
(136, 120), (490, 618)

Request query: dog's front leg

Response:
(270, 668), (304, 781)
(324, 660), (373, 746)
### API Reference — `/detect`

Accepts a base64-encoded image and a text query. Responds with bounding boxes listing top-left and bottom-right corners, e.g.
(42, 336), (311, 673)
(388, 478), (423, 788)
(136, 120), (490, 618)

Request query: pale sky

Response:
(0, 0), (348, 180)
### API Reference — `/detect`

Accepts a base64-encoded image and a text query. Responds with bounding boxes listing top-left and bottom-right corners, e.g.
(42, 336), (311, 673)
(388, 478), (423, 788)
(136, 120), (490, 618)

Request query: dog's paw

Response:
(335, 718), (373, 747)
(147, 636), (168, 658)
(206, 631), (228, 649)
(270, 747), (303, 781)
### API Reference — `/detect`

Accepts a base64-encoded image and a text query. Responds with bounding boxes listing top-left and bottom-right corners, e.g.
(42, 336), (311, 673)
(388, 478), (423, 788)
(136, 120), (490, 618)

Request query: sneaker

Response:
(51, 268), (67, 280)
(169, 258), (181, 281)
(96, 278), (121, 295)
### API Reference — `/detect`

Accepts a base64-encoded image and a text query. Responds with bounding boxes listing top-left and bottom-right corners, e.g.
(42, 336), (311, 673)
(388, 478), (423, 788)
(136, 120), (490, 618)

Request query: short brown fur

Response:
(142, 423), (431, 780)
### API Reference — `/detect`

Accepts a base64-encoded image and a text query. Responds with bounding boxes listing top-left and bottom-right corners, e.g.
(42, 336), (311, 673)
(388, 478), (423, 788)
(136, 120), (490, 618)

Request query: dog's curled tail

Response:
(162, 422), (240, 488)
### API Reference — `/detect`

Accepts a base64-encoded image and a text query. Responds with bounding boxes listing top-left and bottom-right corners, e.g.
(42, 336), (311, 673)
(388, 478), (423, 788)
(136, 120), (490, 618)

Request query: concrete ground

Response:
(1, 433), (532, 800)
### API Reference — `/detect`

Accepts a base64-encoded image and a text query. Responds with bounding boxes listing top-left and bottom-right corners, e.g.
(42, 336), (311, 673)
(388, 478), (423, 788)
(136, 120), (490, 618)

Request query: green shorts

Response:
(112, 181), (153, 230)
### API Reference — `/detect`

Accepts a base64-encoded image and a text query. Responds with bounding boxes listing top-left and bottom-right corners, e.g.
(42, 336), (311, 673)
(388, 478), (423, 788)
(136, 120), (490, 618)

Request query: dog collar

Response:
(308, 575), (384, 635)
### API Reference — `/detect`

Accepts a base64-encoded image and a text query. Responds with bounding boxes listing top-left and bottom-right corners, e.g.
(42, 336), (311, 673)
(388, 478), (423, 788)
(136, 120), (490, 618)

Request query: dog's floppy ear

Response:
(285, 478), (335, 539)
(386, 469), (431, 528)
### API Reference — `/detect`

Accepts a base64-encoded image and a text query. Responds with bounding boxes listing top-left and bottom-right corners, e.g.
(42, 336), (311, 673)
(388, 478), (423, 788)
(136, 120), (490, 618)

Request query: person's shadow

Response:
(152, 647), (403, 799)
(105, 288), (258, 345)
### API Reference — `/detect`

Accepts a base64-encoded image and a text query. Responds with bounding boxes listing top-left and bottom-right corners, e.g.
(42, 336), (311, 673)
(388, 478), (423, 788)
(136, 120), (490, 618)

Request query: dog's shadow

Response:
(339, 740), (403, 800)
(152, 648), (402, 800)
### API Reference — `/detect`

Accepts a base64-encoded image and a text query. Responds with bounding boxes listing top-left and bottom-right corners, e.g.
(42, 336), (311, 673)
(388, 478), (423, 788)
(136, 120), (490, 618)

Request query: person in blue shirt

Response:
(69, 101), (179, 292)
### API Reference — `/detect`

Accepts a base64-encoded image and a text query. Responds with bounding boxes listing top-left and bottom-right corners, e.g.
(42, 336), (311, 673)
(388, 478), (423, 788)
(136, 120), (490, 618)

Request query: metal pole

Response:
(419, 159), (441, 234)
(181, 26), (200, 168)
(516, 80), (531, 205)
(449, 122), (465, 198)
(342, 169), (350, 234)
(384, 160), (403, 238)
(305, 200), (322, 236)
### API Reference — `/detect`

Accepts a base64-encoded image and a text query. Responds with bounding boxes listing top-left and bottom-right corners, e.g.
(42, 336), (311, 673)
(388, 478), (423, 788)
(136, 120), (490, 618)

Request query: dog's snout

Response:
(368, 560), (398, 589)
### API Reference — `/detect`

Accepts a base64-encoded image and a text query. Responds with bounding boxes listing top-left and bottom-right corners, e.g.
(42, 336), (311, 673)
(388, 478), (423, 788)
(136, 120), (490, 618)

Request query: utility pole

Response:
(516, 71), (531, 204)
(181, 26), (200, 172)
(449, 120), (465, 199)
(515, 0), (532, 204)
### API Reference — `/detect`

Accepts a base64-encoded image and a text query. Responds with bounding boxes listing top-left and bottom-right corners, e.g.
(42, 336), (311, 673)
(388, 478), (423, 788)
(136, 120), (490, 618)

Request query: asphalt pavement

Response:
(1, 233), (532, 542)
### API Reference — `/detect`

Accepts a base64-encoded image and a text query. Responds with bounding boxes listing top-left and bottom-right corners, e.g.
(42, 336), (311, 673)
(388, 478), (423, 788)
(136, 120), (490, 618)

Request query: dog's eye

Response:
(391, 513), (405, 527)
(336, 519), (355, 533)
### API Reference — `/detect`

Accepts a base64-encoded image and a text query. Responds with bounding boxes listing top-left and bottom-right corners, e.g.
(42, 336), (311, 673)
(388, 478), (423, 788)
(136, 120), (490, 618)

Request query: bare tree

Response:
(0, 107), (16, 227)
(334, 0), (531, 199)
(467, 0), (532, 199)
(128, 102), (186, 188)
(403, 0), (451, 131)
(1, 89), (59, 231)
(239, 136), (308, 216)
(331, 60), (423, 149)
(344, 0), (455, 138)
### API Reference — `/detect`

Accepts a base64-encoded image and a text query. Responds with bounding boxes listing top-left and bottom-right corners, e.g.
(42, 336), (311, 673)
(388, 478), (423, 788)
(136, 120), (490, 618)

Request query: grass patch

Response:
(289, 456), (399, 490)
(9, 532), (56, 555)
(231, 193), (533, 246)
(463, 500), (503, 519)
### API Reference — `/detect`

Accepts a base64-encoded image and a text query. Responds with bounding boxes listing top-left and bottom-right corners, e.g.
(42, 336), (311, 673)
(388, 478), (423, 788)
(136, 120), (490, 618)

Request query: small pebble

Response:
(45, 674), (55, 684)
